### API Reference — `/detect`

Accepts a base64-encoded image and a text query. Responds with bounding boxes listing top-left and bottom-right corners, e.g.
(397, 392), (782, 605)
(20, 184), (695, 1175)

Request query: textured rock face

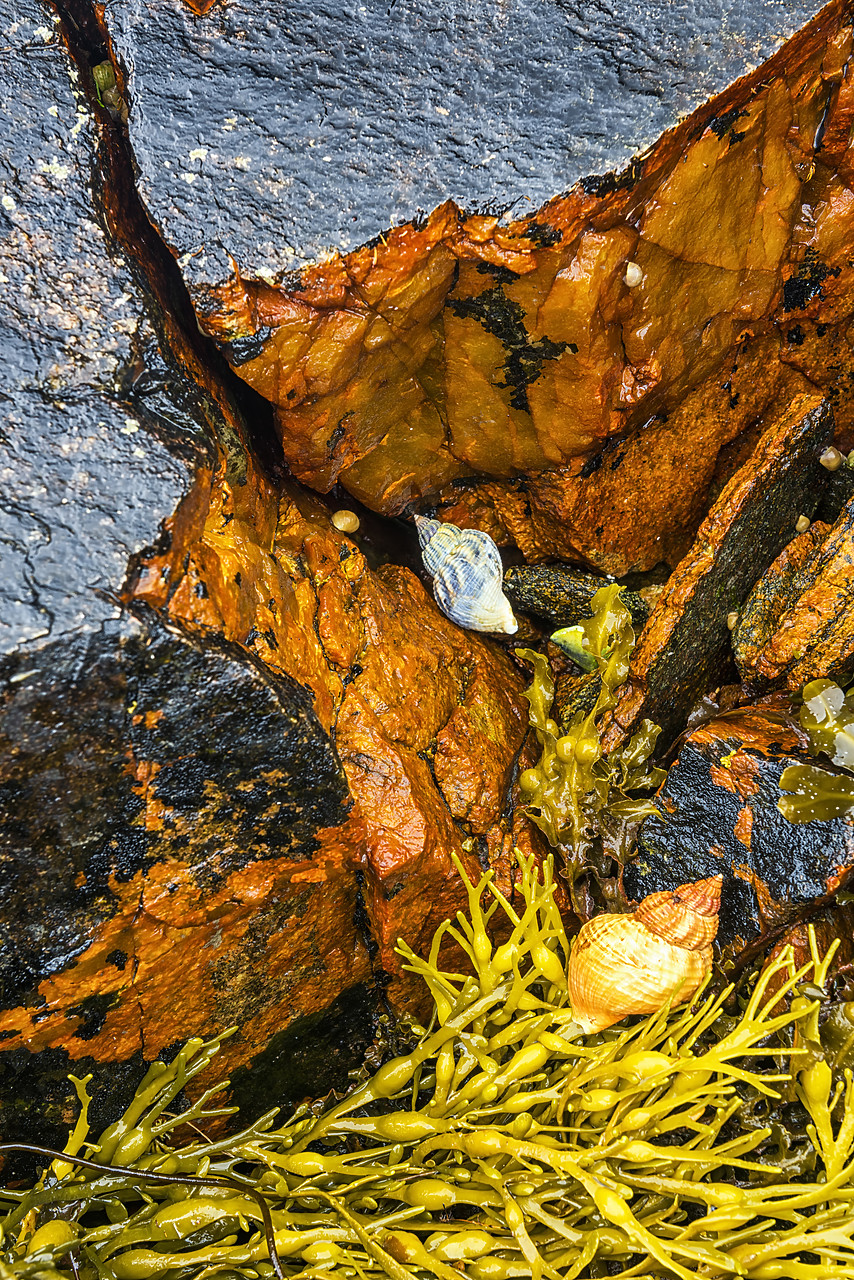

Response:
(605, 394), (834, 748)
(102, 0), (854, 574)
(623, 702), (854, 955)
(0, 0), (371, 1142)
(130, 480), (535, 994)
(0, 0), (535, 1147)
(103, 0), (825, 277)
(734, 491), (854, 689)
(0, 9), (192, 653)
(5, 0), (854, 1154)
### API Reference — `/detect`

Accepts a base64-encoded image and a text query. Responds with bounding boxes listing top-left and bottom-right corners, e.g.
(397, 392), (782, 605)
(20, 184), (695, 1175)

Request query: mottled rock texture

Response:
(504, 565), (649, 632)
(6, 0), (854, 1154)
(103, 0), (825, 277)
(0, 0), (372, 1147)
(734, 490), (854, 690)
(623, 701), (854, 956)
(102, 0), (854, 574)
(0, 0), (536, 1150)
(605, 394), (834, 748)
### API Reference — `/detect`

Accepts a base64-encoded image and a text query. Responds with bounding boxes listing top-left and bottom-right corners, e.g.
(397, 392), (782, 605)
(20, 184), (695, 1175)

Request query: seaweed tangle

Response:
(778, 678), (854, 822)
(517, 585), (664, 862)
(4, 852), (854, 1278)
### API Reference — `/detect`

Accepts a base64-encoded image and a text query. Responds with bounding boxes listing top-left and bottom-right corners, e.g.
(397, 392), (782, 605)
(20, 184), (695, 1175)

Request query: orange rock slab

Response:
(200, 4), (854, 576)
(131, 459), (539, 1015)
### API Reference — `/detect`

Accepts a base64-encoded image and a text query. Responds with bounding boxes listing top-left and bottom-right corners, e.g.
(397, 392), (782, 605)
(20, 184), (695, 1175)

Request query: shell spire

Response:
(414, 514), (440, 552)
(678, 875), (722, 915)
(414, 515), (518, 635)
(566, 876), (723, 1033)
(635, 875), (722, 950)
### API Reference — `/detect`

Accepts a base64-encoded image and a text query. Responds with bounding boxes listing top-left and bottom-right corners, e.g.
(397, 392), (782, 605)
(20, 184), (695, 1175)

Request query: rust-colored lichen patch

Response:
(734, 807), (754, 850)
(0, 838), (368, 1069)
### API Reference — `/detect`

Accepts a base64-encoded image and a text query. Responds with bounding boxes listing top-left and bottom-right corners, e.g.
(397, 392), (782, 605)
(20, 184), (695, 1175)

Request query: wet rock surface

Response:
(0, 0), (541, 1141)
(623, 702), (854, 954)
(98, 0), (854, 576)
(5, 0), (854, 1156)
(0, 612), (350, 1009)
(606, 395), (834, 748)
(735, 491), (854, 690)
(504, 565), (648, 632)
(102, 0), (824, 276)
(0, 617), (368, 1159)
(0, 0), (385, 1142)
(0, 7), (193, 654)
(130, 478), (537, 1006)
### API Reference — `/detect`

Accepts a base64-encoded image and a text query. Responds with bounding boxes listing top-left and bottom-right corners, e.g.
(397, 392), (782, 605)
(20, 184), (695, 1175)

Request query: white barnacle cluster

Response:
(415, 515), (518, 634)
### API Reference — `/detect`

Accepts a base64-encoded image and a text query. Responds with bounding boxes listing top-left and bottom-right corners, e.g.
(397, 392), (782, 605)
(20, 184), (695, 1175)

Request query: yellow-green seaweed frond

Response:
(779, 678), (854, 822)
(2, 854), (853, 1280)
(518, 586), (664, 861)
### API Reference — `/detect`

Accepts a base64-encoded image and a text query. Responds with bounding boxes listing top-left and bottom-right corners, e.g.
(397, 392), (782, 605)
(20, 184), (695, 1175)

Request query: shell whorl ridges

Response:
(414, 515), (518, 635)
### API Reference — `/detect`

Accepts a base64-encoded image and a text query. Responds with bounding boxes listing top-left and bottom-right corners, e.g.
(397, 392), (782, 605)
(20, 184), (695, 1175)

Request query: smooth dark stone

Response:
(624, 707), (854, 951)
(102, 0), (826, 279)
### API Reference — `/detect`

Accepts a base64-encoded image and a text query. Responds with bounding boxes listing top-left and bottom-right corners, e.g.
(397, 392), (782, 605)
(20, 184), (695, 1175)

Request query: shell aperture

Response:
(415, 515), (518, 635)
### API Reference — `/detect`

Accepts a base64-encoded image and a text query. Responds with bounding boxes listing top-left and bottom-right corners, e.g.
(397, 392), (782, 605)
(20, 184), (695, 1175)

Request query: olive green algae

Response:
(3, 853), (854, 1278)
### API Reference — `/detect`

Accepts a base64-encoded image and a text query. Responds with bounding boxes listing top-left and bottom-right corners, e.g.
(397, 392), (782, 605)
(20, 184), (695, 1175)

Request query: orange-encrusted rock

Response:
(0, 0), (543, 1162)
(0, 0), (381, 1159)
(735, 491), (854, 689)
(131, 474), (537, 1009)
(605, 393), (834, 748)
(102, 0), (854, 573)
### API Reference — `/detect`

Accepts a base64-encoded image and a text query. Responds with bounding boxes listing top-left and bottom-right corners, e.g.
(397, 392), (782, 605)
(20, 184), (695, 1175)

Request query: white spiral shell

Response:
(415, 516), (518, 635)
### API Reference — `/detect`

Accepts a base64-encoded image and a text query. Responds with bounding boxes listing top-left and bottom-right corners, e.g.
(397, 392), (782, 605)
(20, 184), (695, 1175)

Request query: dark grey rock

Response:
(0, 2), (197, 653)
(624, 706), (854, 952)
(102, 0), (826, 282)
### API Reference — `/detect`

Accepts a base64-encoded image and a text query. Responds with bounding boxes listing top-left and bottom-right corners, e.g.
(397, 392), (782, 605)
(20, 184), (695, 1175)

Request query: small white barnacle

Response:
(624, 261), (644, 287)
(414, 515), (518, 634)
(331, 509), (360, 533)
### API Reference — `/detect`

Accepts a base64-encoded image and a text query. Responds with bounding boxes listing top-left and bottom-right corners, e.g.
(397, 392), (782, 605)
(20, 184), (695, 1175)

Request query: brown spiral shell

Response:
(566, 876), (723, 1033)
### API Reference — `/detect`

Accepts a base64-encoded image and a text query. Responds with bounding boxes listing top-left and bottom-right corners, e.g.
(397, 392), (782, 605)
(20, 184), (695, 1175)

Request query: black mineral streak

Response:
(782, 248), (842, 311)
(447, 285), (575, 412)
